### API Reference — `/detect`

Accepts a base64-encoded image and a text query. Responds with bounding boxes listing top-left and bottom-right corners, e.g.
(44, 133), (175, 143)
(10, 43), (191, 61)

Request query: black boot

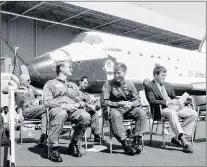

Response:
(94, 134), (107, 144)
(37, 133), (47, 147)
(121, 140), (136, 156)
(68, 138), (82, 157)
(48, 147), (63, 162)
(132, 136), (141, 154)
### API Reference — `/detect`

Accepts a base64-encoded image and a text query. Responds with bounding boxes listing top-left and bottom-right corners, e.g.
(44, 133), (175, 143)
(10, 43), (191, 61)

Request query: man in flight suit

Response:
(101, 62), (147, 156)
(43, 60), (91, 162)
(78, 76), (106, 143)
(15, 74), (46, 145)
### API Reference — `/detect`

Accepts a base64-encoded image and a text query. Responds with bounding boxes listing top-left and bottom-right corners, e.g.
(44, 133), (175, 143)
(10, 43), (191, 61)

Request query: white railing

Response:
(1, 65), (14, 73)
(8, 86), (16, 167)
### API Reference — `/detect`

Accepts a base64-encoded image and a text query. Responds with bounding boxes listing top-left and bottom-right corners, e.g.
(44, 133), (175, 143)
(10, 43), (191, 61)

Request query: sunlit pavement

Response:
(1, 121), (206, 166)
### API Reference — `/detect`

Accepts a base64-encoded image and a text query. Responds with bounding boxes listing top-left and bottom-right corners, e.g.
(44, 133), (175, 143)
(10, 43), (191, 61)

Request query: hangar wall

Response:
(1, 17), (77, 65)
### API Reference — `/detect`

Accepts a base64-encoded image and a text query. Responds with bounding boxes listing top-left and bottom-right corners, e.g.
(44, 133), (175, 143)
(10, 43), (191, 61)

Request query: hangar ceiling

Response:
(1, 1), (202, 50)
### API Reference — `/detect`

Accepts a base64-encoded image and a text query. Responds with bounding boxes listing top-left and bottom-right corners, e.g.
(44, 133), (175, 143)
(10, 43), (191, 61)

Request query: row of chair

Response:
(17, 95), (205, 154)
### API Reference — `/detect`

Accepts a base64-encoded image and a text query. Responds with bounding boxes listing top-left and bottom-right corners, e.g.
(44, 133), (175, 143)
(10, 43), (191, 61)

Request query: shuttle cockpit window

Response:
(72, 33), (103, 45)
(72, 33), (87, 43)
(83, 35), (103, 45)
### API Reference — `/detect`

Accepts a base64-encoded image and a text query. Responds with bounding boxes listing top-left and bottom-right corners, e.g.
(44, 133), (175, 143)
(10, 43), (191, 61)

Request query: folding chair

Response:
(18, 108), (41, 144)
(149, 105), (170, 147)
(106, 107), (144, 153)
(191, 95), (206, 140)
(150, 105), (194, 147)
(14, 92), (43, 145)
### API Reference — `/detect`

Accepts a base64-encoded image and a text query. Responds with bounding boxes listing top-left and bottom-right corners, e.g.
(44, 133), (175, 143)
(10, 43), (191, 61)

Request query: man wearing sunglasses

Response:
(15, 74), (46, 146)
(78, 76), (106, 143)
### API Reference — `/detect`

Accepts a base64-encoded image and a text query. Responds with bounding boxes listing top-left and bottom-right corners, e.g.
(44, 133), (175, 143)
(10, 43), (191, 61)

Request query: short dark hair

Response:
(153, 65), (167, 76)
(80, 76), (88, 82)
(114, 62), (127, 72)
(55, 60), (71, 75)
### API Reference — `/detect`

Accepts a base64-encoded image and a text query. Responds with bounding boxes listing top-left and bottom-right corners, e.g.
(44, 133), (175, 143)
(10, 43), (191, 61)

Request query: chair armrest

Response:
(159, 105), (163, 114)
(198, 103), (206, 107)
(107, 106), (110, 117)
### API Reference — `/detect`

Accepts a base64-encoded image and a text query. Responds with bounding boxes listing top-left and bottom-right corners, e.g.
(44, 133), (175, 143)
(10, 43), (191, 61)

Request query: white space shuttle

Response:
(1, 31), (206, 106)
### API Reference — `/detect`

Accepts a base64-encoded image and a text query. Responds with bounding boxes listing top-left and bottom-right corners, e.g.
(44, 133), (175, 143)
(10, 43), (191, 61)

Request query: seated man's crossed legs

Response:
(48, 108), (90, 162)
(162, 107), (197, 153)
(109, 107), (147, 156)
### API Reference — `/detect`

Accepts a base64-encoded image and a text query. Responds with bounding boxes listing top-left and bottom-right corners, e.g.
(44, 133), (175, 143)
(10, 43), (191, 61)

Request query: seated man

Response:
(78, 76), (106, 143)
(142, 78), (170, 135)
(101, 62), (147, 156)
(43, 60), (91, 162)
(144, 65), (197, 153)
(15, 74), (46, 145)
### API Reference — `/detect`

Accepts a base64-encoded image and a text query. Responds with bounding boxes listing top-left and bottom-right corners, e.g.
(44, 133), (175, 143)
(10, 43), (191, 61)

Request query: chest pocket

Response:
(122, 86), (131, 98)
(53, 83), (67, 96)
(66, 84), (79, 101)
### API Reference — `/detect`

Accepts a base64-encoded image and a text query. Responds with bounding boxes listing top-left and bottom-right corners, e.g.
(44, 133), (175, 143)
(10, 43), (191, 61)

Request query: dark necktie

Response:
(160, 84), (171, 100)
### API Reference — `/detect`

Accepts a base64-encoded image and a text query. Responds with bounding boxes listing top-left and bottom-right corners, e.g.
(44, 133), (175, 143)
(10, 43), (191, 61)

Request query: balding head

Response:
(20, 74), (31, 87)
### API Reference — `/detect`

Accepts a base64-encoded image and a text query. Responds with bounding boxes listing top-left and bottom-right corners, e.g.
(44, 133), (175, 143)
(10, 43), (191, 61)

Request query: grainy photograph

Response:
(0, 1), (206, 166)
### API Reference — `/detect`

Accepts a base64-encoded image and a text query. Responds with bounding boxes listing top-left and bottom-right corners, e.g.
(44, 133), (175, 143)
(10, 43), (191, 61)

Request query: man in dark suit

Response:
(145, 65), (197, 153)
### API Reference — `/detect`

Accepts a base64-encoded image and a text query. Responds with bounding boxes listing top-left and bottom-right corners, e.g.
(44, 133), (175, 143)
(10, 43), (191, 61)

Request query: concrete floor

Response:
(1, 121), (206, 166)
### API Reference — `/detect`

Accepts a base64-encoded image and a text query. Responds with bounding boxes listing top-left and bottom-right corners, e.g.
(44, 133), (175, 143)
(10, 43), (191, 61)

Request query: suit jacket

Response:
(144, 80), (177, 120)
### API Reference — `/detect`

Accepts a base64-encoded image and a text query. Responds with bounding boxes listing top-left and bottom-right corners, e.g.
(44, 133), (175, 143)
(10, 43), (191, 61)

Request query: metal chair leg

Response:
(84, 131), (87, 153)
(155, 122), (159, 132)
(20, 118), (23, 144)
(109, 124), (112, 153)
(46, 109), (50, 158)
(100, 121), (103, 146)
(150, 119), (155, 145)
(89, 130), (92, 139)
(129, 125), (133, 145)
(162, 121), (165, 148)
(68, 129), (72, 140)
(44, 123), (48, 154)
(141, 135), (144, 151)
(193, 107), (200, 141)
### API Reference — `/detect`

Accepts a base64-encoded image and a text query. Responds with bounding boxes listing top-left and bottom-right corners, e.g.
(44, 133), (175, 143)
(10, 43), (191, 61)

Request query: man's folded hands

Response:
(166, 99), (184, 108)
(118, 101), (133, 110)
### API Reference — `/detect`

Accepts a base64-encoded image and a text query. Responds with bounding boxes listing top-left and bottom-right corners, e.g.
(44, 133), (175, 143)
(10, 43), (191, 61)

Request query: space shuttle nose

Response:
(26, 49), (72, 88)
